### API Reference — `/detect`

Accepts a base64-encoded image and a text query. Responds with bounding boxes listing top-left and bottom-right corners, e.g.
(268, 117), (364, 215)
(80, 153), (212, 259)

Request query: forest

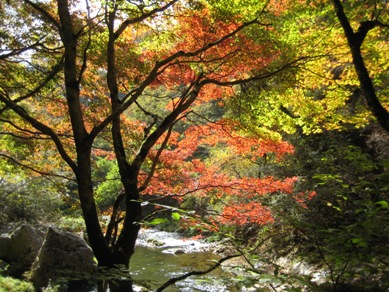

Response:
(0, 0), (388, 291)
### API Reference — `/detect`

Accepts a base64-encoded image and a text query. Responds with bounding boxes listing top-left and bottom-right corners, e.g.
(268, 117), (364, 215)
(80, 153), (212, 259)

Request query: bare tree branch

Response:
(0, 56), (64, 115)
(0, 93), (77, 173)
(156, 233), (284, 292)
(0, 36), (46, 60)
(24, 0), (61, 32)
(200, 56), (310, 87)
(78, 0), (92, 83)
(0, 153), (72, 180)
(332, 0), (389, 132)
(114, 0), (179, 39)
(139, 122), (174, 191)
(130, 78), (202, 173)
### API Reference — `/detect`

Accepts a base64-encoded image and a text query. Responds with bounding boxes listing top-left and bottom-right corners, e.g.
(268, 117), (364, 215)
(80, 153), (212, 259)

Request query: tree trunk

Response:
(76, 150), (112, 266)
(106, 5), (142, 267)
(332, 0), (389, 133)
(57, 0), (114, 267)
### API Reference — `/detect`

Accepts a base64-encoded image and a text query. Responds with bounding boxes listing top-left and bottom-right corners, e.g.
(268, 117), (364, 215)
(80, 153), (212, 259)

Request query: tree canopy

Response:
(0, 0), (300, 269)
(1, 0), (388, 290)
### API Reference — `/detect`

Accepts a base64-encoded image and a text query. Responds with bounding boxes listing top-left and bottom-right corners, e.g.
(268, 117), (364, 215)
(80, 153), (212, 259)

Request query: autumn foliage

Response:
(0, 0), (315, 270)
(140, 117), (298, 226)
(0, 0), (305, 230)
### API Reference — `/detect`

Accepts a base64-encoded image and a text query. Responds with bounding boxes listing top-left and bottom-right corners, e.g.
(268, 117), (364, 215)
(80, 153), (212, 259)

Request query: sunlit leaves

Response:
(231, 0), (389, 136)
(207, 0), (268, 20)
(139, 116), (297, 226)
(220, 201), (274, 225)
(1, 0), (319, 236)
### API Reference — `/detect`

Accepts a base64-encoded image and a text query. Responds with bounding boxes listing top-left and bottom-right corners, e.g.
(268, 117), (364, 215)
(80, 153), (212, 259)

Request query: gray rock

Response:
(0, 234), (11, 259)
(0, 223), (44, 276)
(30, 227), (96, 289)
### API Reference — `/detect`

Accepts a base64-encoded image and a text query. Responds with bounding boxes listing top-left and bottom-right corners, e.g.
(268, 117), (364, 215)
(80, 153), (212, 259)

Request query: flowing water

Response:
(72, 229), (249, 291)
(131, 229), (239, 291)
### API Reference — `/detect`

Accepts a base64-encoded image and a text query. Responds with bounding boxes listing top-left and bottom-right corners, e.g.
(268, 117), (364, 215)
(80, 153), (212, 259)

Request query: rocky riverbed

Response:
(133, 228), (329, 291)
(0, 224), (328, 291)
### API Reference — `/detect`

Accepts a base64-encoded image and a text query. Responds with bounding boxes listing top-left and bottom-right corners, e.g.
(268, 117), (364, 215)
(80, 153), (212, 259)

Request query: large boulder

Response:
(0, 223), (45, 276)
(30, 227), (96, 290)
(364, 124), (389, 160)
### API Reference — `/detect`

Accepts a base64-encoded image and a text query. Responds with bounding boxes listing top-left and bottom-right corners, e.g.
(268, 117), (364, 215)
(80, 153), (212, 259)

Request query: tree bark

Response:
(76, 150), (112, 266)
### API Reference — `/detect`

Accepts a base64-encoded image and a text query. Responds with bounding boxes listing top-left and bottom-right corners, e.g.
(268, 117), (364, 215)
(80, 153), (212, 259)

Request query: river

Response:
(71, 227), (325, 291)
(72, 228), (261, 291)
(131, 229), (240, 291)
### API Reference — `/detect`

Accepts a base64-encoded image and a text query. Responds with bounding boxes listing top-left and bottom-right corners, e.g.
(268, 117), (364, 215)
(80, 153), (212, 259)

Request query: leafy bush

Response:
(0, 175), (64, 223)
(266, 129), (389, 290)
(93, 158), (122, 211)
(0, 275), (35, 292)
(57, 216), (86, 233)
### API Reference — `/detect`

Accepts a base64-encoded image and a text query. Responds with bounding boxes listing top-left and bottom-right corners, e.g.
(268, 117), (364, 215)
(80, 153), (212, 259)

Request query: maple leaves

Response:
(142, 6), (274, 97)
(139, 117), (299, 226)
(220, 202), (273, 225)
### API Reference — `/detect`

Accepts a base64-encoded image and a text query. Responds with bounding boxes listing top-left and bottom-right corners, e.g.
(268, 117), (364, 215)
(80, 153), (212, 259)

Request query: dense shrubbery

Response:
(0, 274), (35, 292)
(0, 176), (65, 224)
(261, 128), (389, 290)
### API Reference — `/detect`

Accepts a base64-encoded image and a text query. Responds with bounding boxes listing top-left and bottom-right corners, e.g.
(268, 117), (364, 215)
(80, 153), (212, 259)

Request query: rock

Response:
(0, 223), (45, 276)
(275, 256), (327, 286)
(30, 227), (96, 290)
(0, 234), (11, 259)
(146, 238), (164, 247)
(364, 124), (389, 160)
(174, 249), (185, 255)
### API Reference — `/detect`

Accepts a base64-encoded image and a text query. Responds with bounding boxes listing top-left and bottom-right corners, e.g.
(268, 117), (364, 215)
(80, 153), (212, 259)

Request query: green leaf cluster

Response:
(93, 158), (121, 210)
(265, 128), (389, 290)
(0, 274), (34, 292)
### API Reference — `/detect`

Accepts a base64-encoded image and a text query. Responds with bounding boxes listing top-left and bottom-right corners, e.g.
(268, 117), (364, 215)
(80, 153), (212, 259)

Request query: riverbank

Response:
(0, 224), (329, 291)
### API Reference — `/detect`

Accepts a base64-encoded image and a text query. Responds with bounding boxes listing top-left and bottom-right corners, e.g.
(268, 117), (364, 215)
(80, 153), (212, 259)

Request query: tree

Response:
(332, 0), (389, 133)
(219, 2), (389, 289)
(229, 0), (389, 138)
(0, 0), (300, 288)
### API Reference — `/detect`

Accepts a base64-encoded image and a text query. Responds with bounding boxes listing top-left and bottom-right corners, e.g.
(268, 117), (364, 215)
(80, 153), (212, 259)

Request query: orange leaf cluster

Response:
(178, 122), (294, 160)
(293, 191), (318, 209)
(220, 202), (274, 225)
(143, 8), (274, 93)
(140, 119), (298, 226)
